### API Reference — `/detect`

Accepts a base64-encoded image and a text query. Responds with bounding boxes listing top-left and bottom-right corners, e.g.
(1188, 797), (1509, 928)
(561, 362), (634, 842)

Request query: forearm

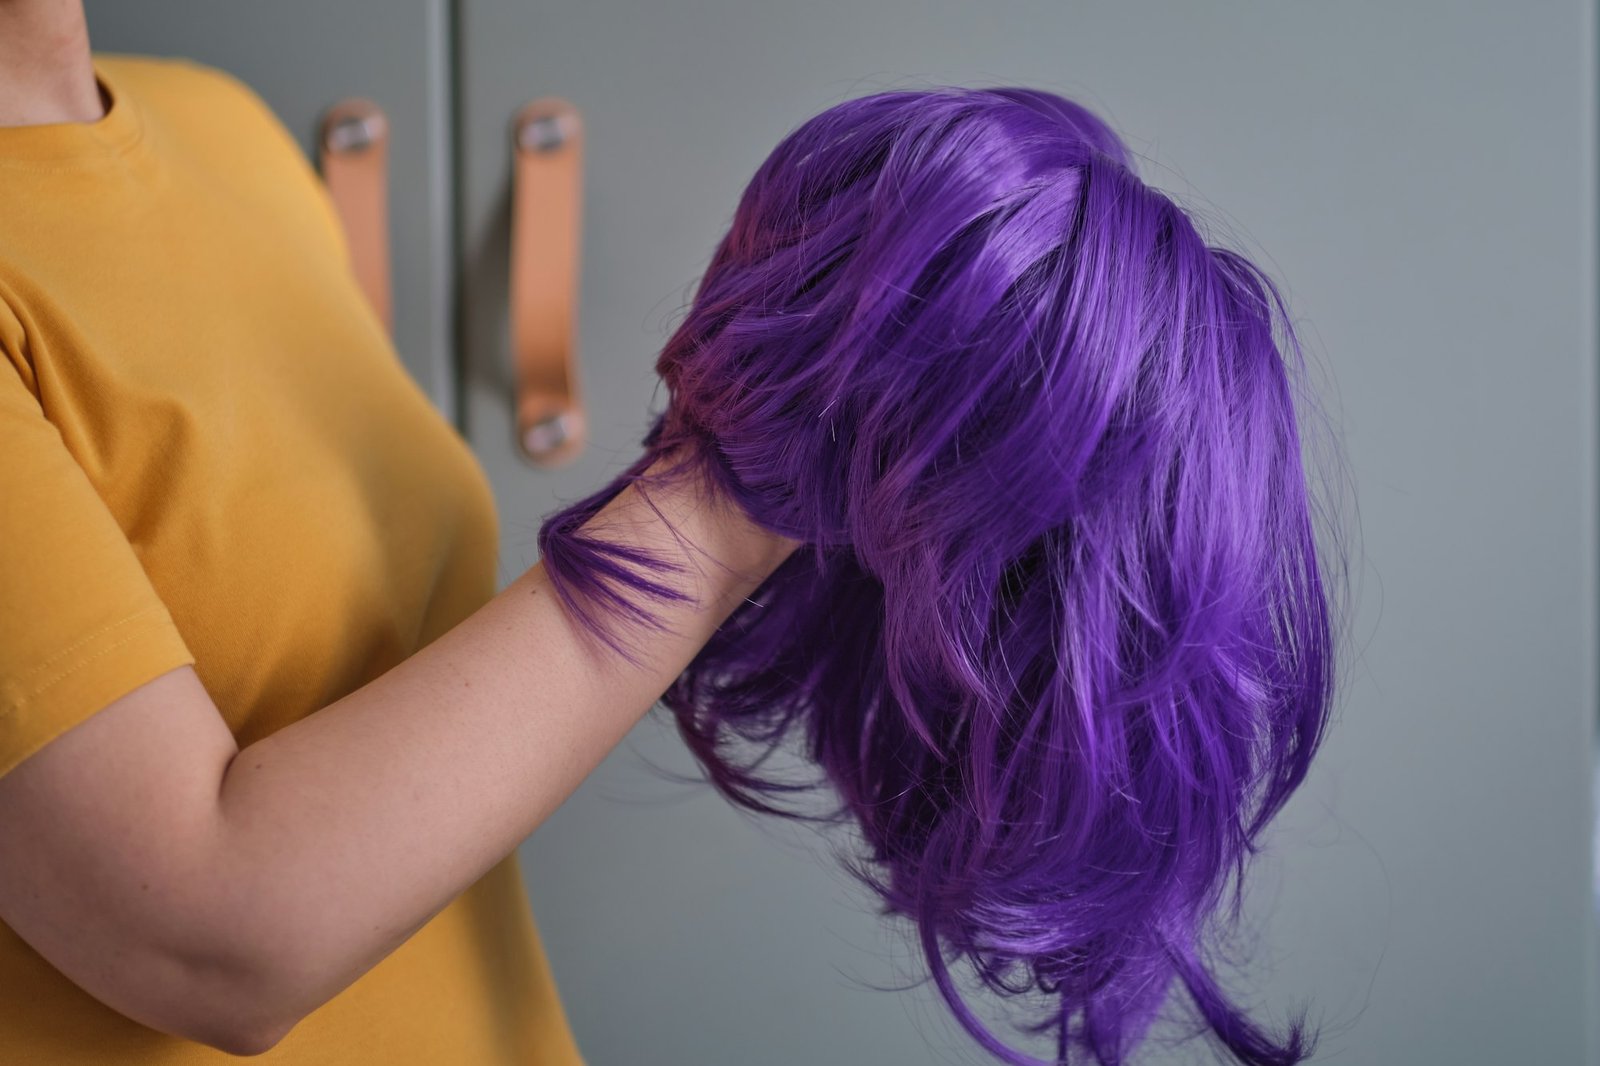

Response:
(202, 461), (791, 1038)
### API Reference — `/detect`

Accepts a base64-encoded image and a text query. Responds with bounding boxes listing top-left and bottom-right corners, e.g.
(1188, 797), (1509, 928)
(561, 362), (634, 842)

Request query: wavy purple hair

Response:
(536, 86), (1349, 1065)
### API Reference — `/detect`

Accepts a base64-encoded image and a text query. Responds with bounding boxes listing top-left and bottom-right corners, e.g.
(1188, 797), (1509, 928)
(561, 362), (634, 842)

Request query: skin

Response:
(0, 1), (802, 1055)
(0, 1), (104, 125)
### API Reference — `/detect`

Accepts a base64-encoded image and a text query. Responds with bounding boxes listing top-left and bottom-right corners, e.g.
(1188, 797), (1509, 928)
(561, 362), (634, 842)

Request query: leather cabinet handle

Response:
(318, 99), (392, 334)
(510, 98), (587, 467)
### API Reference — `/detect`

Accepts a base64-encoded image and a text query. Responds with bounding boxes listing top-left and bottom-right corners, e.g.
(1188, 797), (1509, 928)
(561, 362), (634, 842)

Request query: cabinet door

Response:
(82, 0), (458, 417)
(456, 3), (1597, 1065)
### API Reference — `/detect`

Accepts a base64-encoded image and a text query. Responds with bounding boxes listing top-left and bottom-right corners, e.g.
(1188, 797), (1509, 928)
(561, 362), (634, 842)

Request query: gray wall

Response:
(88, 2), (1600, 1063)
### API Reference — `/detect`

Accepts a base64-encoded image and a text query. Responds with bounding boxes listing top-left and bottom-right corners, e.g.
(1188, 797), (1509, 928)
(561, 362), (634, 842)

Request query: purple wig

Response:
(536, 86), (1349, 1066)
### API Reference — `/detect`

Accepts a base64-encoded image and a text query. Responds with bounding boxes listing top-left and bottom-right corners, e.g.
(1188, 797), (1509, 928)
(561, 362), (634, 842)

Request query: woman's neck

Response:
(0, 0), (102, 128)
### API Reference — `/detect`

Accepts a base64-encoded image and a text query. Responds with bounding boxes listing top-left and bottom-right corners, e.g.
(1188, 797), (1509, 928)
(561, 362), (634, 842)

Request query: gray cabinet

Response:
(81, 3), (1600, 1064)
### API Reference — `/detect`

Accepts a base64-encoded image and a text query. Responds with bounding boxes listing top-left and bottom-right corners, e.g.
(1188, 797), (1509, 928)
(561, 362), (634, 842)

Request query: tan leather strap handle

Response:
(510, 98), (587, 466)
(318, 99), (392, 334)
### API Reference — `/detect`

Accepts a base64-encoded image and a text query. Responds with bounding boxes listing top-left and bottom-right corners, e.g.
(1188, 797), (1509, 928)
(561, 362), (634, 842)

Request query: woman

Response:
(0, 2), (797, 1061)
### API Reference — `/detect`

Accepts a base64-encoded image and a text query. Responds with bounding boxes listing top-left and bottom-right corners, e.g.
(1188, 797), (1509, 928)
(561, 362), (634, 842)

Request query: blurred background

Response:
(82, 2), (1598, 1063)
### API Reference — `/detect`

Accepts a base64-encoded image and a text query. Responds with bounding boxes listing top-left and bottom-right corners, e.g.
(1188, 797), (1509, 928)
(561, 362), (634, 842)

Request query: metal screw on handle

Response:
(518, 113), (571, 154)
(523, 412), (574, 457)
(325, 111), (386, 154)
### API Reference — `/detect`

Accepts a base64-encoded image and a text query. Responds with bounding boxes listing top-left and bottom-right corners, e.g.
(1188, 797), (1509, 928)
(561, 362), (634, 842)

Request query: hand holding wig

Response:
(537, 86), (1348, 1066)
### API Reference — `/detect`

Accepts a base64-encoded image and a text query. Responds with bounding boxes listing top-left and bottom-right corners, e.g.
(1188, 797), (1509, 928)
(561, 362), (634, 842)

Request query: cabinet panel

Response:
(83, 0), (457, 416)
(455, 2), (1597, 1064)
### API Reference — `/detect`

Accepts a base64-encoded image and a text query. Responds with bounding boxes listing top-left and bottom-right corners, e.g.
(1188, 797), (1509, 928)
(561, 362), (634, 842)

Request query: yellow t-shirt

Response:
(0, 53), (585, 1064)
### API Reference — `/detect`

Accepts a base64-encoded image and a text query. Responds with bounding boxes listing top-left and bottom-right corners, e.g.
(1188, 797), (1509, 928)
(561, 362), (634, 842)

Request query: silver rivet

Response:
(518, 114), (568, 153)
(326, 113), (382, 153)
(523, 413), (571, 457)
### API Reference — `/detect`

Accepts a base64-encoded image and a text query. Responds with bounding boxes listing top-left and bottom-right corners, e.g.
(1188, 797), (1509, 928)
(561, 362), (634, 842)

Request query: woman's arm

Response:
(0, 452), (797, 1054)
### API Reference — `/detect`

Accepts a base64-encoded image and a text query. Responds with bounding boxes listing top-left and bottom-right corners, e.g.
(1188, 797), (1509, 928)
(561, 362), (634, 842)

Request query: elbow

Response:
(183, 1017), (293, 1058)
(91, 834), (324, 1053)
(134, 934), (303, 1055)
(213, 1021), (295, 1058)
(182, 947), (310, 1056)
(144, 877), (343, 1054)
(110, 968), (295, 1057)
(154, 974), (298, 1057)
(159, 974), (299, 1056)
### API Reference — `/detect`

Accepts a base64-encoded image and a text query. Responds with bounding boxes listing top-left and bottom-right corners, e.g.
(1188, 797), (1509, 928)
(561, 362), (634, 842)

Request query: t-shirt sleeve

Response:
(0, 343), (196, 781)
